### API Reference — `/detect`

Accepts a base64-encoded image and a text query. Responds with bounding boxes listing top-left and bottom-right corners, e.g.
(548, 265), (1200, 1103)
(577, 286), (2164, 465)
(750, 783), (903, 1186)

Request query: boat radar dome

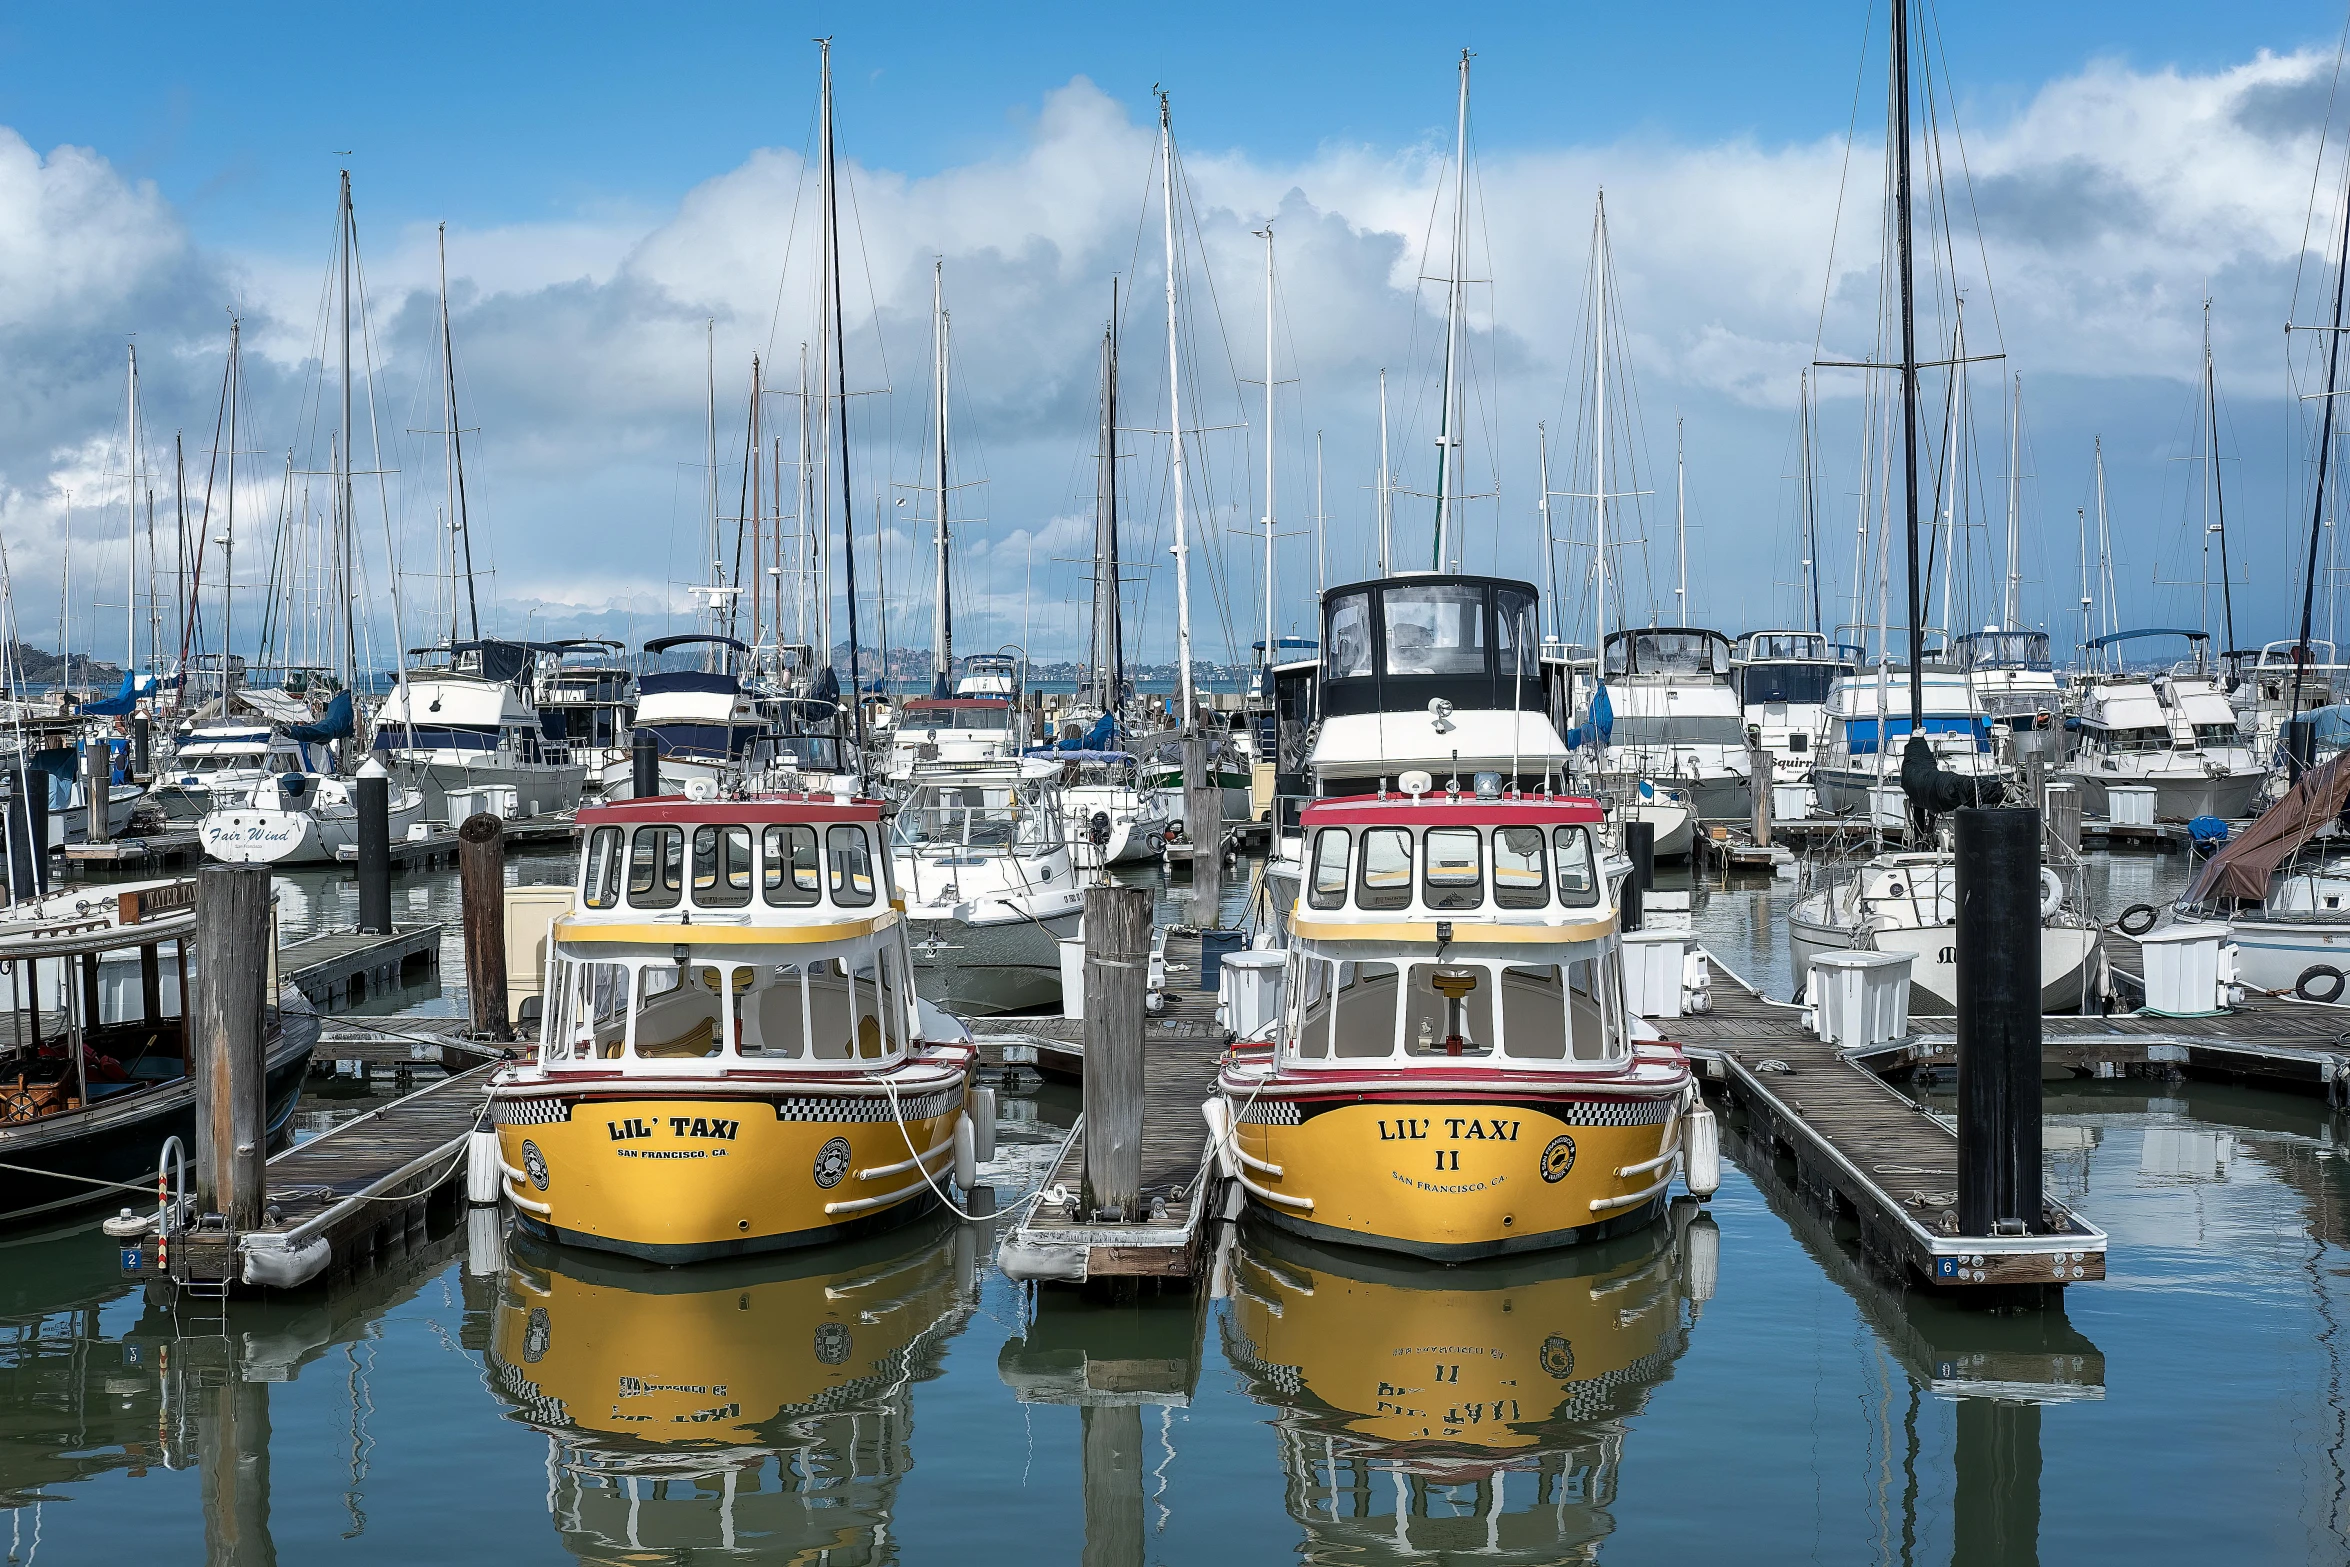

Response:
(1399, 770), (1433, 798)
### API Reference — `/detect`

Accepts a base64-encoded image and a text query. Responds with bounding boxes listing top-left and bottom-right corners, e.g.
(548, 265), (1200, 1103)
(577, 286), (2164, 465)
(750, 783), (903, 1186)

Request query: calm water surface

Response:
(3, 846), (2341, 1563)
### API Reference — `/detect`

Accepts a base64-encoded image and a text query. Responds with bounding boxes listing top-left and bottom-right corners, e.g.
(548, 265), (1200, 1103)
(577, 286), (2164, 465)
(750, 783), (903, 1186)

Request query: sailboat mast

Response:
(931, 259), (952, 696)
(1158, 90), (1196, 731)
(1800, 368), (1822, 633)
(1376, 368), (1391, 575)
(2293, 171), (2350, 720)
(2003, 372), (2022, 629)
(2093, 437), (2115, 671)
(1592, 194), (1609, 661)
(1537, 422), (1556, 641)
(1892, 0), (1925, 721)
(439, 224), (480, 643)
(1314, 429), (1326, 596)
(819, 38), (866, 746)
(1093, 286), (1124, 714)
(1674, 416), (1687, 621)
(1433, 50), (1470, 570)
(1936, 309), (1963, 645)
(705, 321), (719, 645)
(224, 316), (240, 706)
(796, 344), (812, 654)
(1259, 221), (1277, 674)
(2204, 300), (2237, 653)
(338, 171), (356, 700)
(125, 344), (139, 673)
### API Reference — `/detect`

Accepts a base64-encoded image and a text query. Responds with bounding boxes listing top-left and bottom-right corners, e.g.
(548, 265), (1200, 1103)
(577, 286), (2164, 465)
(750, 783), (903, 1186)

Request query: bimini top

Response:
(565, 793), (896, 946)
(1290, 791), (1613, 945)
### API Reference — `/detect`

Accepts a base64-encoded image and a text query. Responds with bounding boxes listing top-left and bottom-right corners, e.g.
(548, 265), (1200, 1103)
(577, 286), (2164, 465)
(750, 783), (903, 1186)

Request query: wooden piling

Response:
(198, 1374), (274, 1565)
(1183, 735), (1222, 922)
(458, 813), (510, 1040)
(1080, 882), (1151, 1222)
(354, 761), (393, 937)
(193, 864), (272, 1228)
(84, 740), (110, 845)
(1955, 806), (2043, 1236)
(1746, 727), (1772, 848)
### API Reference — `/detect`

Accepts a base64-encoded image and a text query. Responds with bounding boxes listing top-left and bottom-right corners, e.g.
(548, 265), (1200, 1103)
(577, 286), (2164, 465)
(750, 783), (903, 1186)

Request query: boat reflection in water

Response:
(1221, 1204), (1715, 1562)
(483, 1216), (982, 1563)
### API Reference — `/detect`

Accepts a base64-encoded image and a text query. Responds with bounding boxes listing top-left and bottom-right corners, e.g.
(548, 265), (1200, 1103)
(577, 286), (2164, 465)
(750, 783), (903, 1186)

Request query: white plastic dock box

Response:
(2107, 784), (2157, 828)
(1221, 950), (1286, 1040)
(1057, 938), (1086, 1020)
(2137, 923), (2235, 1016)
(1771, 781), (1814, 821)
(1808, 948), (1913, 1049)
(1623, 929), (1690, 1019)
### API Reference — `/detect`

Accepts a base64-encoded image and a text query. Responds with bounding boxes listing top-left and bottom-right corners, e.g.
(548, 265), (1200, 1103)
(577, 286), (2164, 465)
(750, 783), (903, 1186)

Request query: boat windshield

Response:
(891, 782), (1056, 851)
(1280, 951), (1626, 1066)
(1383, 585), (1487, 676)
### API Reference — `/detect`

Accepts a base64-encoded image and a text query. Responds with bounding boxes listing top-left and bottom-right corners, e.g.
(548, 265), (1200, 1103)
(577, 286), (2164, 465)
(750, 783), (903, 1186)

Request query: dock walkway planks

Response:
(280, 924), (442, 1013)
(1670, 955), (2108, 1295)
(1008, 929), (1231, 1282)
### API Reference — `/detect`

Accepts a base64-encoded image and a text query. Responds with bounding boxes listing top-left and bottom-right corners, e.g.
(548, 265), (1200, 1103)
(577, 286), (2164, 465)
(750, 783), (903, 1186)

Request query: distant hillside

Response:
(5, 643), (125, 691)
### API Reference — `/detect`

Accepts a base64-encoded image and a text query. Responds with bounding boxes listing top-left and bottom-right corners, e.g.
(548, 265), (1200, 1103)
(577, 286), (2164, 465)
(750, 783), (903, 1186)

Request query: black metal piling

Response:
(1955, 806), (2043, 1237)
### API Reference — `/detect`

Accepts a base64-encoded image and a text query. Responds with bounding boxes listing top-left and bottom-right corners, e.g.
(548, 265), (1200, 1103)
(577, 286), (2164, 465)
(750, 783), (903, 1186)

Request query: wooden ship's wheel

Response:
(0, 1077), (64, 1123)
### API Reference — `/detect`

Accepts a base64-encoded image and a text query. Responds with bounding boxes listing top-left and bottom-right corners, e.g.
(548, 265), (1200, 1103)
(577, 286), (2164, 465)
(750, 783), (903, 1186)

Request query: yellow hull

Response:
(494, 1082), (964, 1263)
(1234, 1095), (1681, 1260)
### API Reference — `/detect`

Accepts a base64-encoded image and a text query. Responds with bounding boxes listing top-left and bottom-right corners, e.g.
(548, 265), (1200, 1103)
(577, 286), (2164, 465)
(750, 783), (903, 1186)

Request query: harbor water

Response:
(3, 848), (2345, 1563)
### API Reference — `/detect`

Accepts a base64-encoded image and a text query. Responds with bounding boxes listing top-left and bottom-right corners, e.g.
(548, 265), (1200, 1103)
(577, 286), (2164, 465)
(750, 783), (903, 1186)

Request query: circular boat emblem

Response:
(813, 1321), (853, 1366)
(1539, 1135), (1577, 1184)
(1540, 1334), (1575, 1379)
(813, 1137), (853, 1190)
(522, 1139), (550, 1191)
(523, 1306), (552, 1364)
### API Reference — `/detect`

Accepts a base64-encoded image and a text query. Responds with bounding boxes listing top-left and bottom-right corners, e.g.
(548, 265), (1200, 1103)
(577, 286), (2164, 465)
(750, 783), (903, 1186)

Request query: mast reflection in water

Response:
(1220, 1202), (1717, 1562)
(482, 1217), (981, 1563)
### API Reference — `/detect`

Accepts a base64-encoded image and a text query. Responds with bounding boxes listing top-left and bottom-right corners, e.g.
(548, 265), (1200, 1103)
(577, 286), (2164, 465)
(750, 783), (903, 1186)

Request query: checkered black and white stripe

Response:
(773, 1089), (964, 1124)
(1237, 1100), (1302, 1126)
(1559, 1098), (1677, 1128)
(492, 1099), (572, 1127)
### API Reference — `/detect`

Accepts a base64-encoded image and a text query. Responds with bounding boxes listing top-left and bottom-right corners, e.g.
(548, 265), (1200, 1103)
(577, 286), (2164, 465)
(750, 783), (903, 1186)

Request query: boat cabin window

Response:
(829, 825), (877, 906)
(2191, 723), (2240, 747)
(1384, 585), (1486, 677)
(691, 825), (754, 908)
(763, 825), (821, 906)
(1357, 828), (1414, 911)
(1308, 828), (1350, 910)
(1493, 827), (1548, 909)
(581, 827), (623, 909)
(1423, 828), (1483, 911)
(1325, 593), (1372, 679)
(544, 959), (632, 1061)
(892, 783), (1053, 852)
(1554, 827), (1599, 907)
(546, 942), (913, 1067)
(626, 826), (684, 909)
(1279, 950), (1626, 1066)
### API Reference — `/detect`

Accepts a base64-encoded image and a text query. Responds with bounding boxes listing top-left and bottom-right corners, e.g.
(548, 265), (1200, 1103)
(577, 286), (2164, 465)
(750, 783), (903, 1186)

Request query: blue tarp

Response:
(1564, 684), (1614, 751)
(1842, 716), (1992, 756)
(286, 690), (353, 744)
(2189, 815), (2230, 846)
(76, 671), (159, 717)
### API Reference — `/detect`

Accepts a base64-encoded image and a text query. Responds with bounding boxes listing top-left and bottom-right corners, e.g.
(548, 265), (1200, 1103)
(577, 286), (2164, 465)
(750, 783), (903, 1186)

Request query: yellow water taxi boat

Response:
(488, 792), (981, 1263)
(1212, 788), (1706, 1260)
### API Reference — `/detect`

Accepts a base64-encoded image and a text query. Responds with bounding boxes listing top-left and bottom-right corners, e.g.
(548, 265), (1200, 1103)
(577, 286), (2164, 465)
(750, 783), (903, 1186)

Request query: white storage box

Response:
(2138, 923), (2233, 1016)
(1058, 938), (1086, 1021)
(1771, 781), (1814, 821)
(2107, 784), (2157, 828)
(1623, 929), (1689, 1019)
(1809, 948), (1913, 1049)
(1222, 950), (1286, 1040)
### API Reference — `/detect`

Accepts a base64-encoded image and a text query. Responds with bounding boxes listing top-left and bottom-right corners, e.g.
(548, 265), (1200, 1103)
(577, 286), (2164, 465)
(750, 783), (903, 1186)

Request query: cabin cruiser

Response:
(889, 758), (1084, 1015)
(530, 639), (636, 800)
(597, 634), (771, 800)
(954, 650), (1022, 700)
(1212, 783), (1705, 1259)
(199, 758), (429, 866)
(2057, 629), (2263, 822)
(150, 683), (322, 822)
(484, 1218), (973, 1560)
(1812, 665), (2002, 820)
(886, 697), (1020, 781)
(372, 639), (586, 822)
(1953, 628), (2066, 763)
(1220, 1216), (1709, 1560)
(488, 789), (980, 1261)
(1787, 847), (2101, 1013)
(0, 877), (315, 1228)
(1598, 628), (1751, 822)
(1733, 630), (1849, 785)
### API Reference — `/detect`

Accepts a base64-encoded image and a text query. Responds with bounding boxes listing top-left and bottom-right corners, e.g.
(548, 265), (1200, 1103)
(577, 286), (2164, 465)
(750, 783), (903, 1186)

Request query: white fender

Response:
(1683, 1102), (1721, 1198)
(465, 1205), (506, 1278)
(1684, 1212), (1721, 1303)
(466, 1130), (503, 1206)
(1200, 1097), (1239, 1182)
(953, 1115), (978, 1194)
(241, 1234), (333, 1290)
(2038, 867), (2065, 920)
(968, 1086), (997, 1164)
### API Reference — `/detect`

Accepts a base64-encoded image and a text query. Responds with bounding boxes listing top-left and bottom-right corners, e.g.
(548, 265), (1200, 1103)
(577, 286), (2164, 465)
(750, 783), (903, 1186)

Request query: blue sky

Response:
(3, 3), (2349, 668)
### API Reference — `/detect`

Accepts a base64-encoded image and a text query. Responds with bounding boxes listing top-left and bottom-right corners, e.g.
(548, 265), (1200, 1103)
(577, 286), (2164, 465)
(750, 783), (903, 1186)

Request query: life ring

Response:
(2298, 964), (2347, 1004)
(2115, 904), (2159, 937)
(2038, 868), (2065, 919)
(1145, 831), (1166, 856)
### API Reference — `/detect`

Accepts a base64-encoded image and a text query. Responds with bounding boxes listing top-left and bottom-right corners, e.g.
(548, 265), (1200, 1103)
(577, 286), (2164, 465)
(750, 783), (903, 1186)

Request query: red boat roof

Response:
(1300, 792), (1604, 829)
(581, 792), (883, 827)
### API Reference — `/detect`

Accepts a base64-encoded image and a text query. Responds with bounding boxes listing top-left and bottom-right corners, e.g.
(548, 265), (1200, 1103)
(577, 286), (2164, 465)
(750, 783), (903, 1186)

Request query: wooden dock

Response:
(315, 1014), (511, 1072)
(123, 1060), (498, 1293)
(61, 828), (203, 872)
(1669, 957), (2109, 1296)
(1001, 929), (1231, 1285)
(280, 923), (443, 1012)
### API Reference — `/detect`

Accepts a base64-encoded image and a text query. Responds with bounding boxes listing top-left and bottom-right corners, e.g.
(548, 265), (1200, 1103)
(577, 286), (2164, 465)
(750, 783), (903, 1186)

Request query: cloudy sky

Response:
(6, 1), (2350, 675)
